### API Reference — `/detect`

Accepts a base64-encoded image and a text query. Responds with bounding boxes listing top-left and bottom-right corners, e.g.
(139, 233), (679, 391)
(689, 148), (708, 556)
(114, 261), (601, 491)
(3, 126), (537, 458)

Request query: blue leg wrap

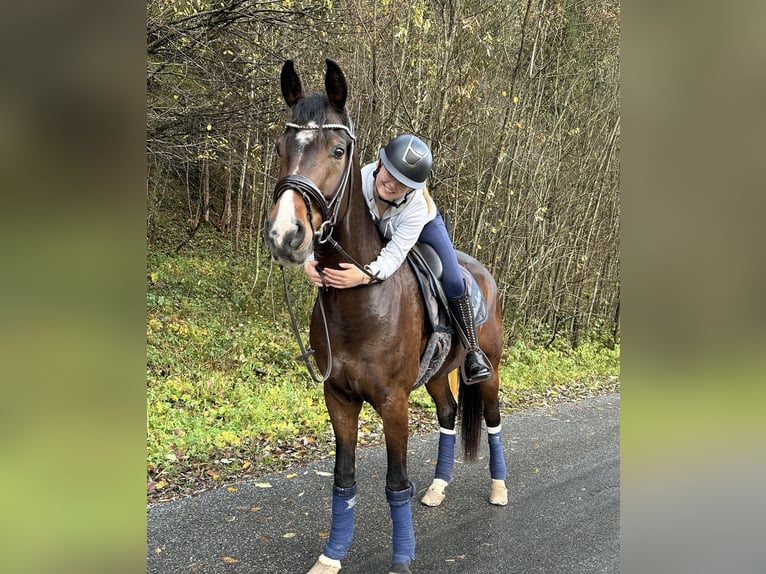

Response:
(488, 432), (507, 480)
(386, 481), (416, 566)
(434, 430), (456, 483)
(322, 483), (358, 561)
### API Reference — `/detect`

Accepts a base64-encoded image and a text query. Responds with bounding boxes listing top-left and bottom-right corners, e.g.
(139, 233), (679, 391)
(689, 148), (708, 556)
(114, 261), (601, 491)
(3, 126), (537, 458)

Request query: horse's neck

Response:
(316, 167), (381, 269)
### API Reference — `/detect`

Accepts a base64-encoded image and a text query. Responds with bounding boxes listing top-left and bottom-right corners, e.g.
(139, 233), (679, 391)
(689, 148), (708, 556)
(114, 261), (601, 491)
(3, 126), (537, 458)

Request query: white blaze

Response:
(271, 189), (297, 241)
(290, 124), (317, 174)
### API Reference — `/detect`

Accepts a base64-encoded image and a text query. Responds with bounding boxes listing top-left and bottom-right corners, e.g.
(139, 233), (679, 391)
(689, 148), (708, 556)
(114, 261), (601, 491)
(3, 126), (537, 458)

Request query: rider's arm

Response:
(366, 200), (429, 280)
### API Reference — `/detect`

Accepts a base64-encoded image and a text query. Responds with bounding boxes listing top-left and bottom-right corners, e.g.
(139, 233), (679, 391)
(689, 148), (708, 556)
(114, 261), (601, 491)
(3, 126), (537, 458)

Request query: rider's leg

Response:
(418, 214), (492, 384)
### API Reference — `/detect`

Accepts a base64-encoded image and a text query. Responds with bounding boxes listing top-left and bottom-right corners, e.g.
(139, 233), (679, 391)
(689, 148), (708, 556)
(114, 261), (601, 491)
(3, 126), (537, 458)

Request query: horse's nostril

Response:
(290, 223), (305, 247)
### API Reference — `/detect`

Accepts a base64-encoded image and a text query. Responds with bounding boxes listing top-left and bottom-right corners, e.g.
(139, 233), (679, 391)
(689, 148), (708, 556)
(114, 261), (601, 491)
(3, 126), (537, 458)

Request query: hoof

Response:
(489, 479), (508, 506)
(388, 562), (412, 574)
(420, 479), (447, 507)
(307, 554), (341, 574)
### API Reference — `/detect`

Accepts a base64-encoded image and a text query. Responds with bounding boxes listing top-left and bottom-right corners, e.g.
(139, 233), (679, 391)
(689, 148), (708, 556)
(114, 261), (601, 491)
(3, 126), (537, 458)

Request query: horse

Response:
(264, 59), (508, 574)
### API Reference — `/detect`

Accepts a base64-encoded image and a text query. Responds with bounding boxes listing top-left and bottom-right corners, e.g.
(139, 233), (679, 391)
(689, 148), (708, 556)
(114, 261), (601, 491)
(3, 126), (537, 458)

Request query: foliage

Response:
(147, 236), (325, 474)
(146, 0), (621, 346)
(498, 337), (619, 408)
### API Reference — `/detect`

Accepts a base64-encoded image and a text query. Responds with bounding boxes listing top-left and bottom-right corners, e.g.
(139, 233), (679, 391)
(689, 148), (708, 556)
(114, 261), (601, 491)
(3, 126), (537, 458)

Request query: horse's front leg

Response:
(307, 390), (362, 574)
(378, 391), (416, 574)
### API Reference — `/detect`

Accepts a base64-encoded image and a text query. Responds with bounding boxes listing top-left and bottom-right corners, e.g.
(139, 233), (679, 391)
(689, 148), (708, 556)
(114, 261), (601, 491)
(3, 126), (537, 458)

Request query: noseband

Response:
(272, 121), (356, 244)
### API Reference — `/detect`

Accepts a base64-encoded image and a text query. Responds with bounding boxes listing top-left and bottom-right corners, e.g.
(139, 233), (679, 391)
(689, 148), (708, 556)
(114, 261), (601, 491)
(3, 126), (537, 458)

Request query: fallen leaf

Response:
(286, 473), (297, 479)
(227, 487), (237, 492)
(319, 531), (329, 539)
(283, 533), (296, 538)
(220, 556), (238, 563)
(254, 482), (272, 488)
(314, 471), (332, 477)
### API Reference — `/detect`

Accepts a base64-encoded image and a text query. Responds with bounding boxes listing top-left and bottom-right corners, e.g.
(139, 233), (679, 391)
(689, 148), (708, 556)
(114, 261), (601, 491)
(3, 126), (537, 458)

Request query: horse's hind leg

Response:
(308, 392), (362, 574)
(421, 374), (458, 507)
(480, 373), (508, 506)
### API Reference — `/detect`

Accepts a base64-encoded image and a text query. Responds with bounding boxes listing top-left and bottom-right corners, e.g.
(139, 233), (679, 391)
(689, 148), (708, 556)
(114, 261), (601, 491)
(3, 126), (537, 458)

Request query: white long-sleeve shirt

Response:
(360, 162), (438, 280)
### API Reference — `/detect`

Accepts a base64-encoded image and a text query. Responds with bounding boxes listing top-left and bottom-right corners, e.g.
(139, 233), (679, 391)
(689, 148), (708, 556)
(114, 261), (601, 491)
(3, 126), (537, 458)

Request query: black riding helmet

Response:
(379, 134), (433, 189)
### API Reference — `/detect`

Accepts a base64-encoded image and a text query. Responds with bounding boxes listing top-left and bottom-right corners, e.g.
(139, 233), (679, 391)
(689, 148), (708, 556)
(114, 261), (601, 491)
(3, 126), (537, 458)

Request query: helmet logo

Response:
(401, 137), (427, 166)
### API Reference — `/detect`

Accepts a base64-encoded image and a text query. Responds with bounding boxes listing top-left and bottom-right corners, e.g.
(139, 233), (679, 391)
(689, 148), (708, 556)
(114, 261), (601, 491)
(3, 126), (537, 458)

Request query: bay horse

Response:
(264, 59), (508, 574)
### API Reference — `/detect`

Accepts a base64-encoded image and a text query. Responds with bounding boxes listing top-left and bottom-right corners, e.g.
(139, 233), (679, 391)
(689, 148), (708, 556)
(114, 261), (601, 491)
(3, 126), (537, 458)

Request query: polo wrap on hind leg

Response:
(487, 425), (506, 480)
(420, 427), (455, 507)
(435, 427), (456, 483)
(322, 483), (358, 561)
(386, 481), (416, 567)
(487, 425), (509, 506)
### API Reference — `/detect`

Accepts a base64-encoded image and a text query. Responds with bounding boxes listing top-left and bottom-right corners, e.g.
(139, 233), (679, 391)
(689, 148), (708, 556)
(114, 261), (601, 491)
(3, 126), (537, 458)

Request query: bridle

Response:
(272, 121), (356, 245)
(272, 118), (376, 382)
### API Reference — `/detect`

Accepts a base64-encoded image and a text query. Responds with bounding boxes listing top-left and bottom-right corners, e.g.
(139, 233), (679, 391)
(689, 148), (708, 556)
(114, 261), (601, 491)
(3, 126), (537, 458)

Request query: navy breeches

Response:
(418, 213), (465, 299)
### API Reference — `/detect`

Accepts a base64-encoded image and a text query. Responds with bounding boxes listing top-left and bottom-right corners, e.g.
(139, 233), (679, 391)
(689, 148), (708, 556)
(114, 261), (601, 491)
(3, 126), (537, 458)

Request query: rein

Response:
(280, 265), (331, 383)
(274, 119), (376, 382)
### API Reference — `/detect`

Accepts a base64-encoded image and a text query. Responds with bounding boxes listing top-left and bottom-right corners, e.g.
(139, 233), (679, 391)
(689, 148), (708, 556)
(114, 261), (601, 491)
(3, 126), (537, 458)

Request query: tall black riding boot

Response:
(448, 291), (493, 384)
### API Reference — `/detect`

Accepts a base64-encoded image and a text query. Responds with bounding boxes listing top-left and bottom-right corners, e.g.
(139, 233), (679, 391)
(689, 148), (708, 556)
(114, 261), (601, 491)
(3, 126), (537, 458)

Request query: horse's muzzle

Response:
(264, 217), (312, 266)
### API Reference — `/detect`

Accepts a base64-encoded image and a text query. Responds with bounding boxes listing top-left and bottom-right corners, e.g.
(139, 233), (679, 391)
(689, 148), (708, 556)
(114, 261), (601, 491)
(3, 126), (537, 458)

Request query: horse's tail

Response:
(458, 374), (483, 461)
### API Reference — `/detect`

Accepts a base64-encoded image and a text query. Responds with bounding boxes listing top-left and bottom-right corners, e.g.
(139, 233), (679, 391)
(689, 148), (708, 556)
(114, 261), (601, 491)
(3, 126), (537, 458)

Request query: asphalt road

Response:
(147, 393), (620, 573)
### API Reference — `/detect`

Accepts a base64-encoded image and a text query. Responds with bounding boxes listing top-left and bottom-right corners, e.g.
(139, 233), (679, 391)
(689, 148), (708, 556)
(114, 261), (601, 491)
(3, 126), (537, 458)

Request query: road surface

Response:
(148, 393), (619, 573)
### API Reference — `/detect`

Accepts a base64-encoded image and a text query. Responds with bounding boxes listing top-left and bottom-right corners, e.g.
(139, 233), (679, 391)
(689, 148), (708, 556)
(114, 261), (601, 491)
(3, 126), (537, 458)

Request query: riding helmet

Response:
(379, 134), (433, 189)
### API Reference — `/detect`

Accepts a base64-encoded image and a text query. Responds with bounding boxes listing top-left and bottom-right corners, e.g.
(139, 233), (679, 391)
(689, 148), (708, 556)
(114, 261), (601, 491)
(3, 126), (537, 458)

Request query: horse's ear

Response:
(280, 60), (304, 108)
(325, 59), (347, 112)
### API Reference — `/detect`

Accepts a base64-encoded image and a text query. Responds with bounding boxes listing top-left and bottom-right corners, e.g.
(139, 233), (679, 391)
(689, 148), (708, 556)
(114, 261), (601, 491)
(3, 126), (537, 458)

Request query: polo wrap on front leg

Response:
(322, 483), (358, 561)
(385, 481), (416, 566)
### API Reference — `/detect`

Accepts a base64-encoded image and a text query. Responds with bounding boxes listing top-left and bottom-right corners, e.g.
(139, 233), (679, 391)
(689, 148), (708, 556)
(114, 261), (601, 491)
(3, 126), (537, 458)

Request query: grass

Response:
(146, 232), (619, 501)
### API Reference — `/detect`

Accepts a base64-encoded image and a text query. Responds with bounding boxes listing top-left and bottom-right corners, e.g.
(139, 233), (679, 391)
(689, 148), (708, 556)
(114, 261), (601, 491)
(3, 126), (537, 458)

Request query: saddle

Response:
(407, 243), (489, 334)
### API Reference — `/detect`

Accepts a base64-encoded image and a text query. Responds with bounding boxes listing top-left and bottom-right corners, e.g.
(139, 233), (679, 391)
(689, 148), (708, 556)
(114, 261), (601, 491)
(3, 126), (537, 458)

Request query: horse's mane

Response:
(289, 92), (349, 127)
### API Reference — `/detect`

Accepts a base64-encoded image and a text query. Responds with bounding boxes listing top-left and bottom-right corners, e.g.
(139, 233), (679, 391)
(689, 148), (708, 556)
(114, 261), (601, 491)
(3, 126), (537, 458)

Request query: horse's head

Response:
(264, 59), (356, 266)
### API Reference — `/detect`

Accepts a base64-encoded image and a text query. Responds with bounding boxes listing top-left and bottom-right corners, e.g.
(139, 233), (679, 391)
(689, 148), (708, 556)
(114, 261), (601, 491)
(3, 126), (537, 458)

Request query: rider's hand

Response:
(321, 262), (371, 289)
(304, 260), (324, 288)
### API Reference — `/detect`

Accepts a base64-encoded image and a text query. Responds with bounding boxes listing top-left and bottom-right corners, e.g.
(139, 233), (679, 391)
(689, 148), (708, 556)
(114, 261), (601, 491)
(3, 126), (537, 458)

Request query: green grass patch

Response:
(499, 338), (620, 407)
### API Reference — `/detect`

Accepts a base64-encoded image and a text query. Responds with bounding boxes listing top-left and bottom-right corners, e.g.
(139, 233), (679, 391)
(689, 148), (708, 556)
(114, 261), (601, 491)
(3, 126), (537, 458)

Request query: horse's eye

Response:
(332, 146), (345, 159)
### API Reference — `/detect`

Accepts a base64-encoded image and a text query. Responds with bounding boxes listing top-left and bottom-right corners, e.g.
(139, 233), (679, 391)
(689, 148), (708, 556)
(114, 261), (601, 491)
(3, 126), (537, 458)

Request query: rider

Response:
(304, 134), (492, 384)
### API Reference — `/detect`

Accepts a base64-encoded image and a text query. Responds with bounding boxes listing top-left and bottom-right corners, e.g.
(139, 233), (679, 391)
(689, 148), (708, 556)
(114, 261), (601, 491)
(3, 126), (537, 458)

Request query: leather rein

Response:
(273, 120), (376, 382)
